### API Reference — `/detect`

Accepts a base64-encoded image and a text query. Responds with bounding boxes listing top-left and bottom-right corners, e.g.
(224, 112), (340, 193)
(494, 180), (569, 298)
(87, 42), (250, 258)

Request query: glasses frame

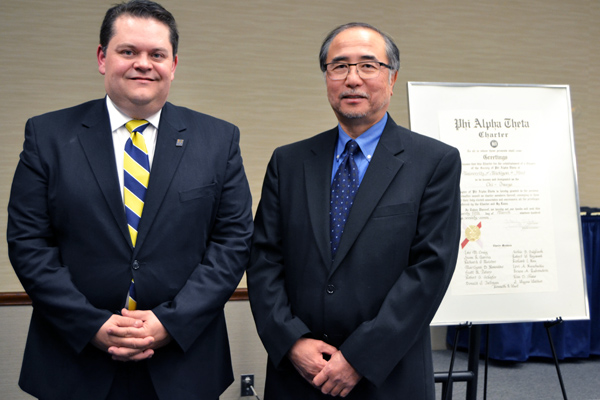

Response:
(324, 61), (393, 80)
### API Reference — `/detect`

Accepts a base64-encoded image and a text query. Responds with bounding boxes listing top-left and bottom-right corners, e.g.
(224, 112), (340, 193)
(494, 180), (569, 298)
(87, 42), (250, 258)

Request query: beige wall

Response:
(2, 1), (595, 398)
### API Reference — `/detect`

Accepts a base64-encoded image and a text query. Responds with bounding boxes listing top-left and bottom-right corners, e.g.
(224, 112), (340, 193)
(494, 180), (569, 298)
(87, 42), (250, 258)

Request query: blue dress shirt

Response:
(331, 113), (388, 185)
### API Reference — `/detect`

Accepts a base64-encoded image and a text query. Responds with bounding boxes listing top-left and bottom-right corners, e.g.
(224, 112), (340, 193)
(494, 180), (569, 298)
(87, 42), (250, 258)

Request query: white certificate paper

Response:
(439, 110), (557, 295)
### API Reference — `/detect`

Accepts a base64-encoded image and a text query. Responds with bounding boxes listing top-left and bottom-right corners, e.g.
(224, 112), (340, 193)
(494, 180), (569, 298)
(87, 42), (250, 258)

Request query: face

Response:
(325, 28), (397, 133)
(97, 15), (178, 118)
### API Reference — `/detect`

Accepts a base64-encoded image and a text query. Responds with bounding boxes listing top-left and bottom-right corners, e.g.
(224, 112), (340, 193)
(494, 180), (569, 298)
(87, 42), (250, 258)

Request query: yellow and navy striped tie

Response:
(124, 119), (150, 246)
(124, 119), (150, 310)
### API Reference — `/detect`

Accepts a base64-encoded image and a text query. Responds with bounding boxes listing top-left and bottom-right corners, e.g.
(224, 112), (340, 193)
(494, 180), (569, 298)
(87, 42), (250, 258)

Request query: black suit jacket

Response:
(7, 99), (253, 400)
(247, 116), (461, 399)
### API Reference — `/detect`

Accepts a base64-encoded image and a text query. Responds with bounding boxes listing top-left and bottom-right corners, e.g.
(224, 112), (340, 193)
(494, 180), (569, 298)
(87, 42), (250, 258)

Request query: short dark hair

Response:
(99, 0), (179, 56)
(319, 22), (400, 74)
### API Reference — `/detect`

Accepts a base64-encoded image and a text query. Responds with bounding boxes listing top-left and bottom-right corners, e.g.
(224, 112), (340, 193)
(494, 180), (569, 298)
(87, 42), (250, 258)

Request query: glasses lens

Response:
(327, 62), (381, 80)
(357, 62), (380, 78)
(327, 63), (348, 80)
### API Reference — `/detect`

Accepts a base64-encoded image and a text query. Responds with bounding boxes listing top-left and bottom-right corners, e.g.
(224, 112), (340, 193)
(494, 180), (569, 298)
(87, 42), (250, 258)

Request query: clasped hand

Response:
(288, 338), (362, 398)
(91, 308), (171, 362)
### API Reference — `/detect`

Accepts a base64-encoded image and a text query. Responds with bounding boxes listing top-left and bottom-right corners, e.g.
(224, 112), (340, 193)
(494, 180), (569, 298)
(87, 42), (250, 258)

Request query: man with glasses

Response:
(247, 22), (461, 399)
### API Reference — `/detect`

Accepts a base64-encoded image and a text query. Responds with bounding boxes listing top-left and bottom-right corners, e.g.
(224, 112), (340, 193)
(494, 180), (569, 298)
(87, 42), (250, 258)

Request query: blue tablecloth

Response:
(448, 211), (600, 361)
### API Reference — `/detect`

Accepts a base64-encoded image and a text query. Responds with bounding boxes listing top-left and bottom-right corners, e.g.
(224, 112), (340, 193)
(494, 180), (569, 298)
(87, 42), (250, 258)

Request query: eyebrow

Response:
(116, 43), (170, 53)
(330, 54), (378, 63)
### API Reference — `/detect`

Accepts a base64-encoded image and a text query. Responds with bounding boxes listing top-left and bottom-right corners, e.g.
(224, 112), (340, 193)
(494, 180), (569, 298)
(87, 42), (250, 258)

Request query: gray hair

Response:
(319, 22), (400, 80)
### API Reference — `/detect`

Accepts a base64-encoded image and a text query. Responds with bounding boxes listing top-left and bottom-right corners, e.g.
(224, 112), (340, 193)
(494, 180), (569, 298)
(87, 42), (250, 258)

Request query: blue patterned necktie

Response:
(124, 119), (150, 310)
(330, 140), (360, 260)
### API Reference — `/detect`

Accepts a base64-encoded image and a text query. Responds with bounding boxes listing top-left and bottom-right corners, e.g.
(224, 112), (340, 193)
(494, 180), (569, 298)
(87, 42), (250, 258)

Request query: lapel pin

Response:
(176, 139), (184, 147)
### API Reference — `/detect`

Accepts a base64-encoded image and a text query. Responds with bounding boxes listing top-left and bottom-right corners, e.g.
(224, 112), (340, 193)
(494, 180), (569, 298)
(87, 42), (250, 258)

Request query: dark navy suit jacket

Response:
(247, 115), (461, 399)
(7, 99), (253, 400)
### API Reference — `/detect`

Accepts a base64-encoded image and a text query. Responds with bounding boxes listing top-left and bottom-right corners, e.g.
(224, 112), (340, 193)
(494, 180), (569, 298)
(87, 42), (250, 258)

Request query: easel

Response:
(480, 318), (569, 400)
(435, 322), (480, 400)
(438, 318), (570, 400)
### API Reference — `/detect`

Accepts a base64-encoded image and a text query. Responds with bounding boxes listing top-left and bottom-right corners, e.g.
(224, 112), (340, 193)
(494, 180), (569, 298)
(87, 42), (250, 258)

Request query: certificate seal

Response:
(465, 225), (481, 241)
(461, 222), (482, 248)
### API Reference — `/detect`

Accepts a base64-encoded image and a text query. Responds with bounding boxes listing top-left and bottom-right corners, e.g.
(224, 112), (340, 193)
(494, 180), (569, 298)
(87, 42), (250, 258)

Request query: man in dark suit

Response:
(7, 1), (252, 399)
(247, 22), (461, 399)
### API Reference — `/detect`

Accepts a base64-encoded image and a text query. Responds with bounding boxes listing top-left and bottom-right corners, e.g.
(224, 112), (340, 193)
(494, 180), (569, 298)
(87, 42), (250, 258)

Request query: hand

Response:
(313, 350), (362, 397)
(120, 309), (172, 351)
(91, 312), (155, 362)
(109, 309), (172, 361)
(288, 338), (337, 387)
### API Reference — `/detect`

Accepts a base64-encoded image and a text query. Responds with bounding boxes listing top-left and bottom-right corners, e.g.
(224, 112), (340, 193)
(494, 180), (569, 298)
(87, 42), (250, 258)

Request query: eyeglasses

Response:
(324, 61), (392, 80)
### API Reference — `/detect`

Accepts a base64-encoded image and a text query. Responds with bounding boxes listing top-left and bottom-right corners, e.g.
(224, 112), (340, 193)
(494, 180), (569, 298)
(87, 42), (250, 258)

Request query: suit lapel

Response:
(304, 129), (337, 267)
(78, 100), (132, 247)
(133, 103), (187, 253)
(331, 117), (405, 273)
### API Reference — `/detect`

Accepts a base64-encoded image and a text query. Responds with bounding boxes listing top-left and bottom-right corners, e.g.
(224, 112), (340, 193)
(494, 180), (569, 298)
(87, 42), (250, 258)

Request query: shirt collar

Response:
(105, 95), (162, 132)
(335, 113), (388, 162)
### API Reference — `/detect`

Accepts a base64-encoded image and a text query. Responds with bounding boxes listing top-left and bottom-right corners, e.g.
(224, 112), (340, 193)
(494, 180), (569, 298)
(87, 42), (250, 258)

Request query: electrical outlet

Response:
(241, 374), (254, 396)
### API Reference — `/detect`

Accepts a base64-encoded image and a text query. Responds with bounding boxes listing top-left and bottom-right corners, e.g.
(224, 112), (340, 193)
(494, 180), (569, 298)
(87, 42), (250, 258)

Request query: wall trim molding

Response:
(0, 288), (249, 306)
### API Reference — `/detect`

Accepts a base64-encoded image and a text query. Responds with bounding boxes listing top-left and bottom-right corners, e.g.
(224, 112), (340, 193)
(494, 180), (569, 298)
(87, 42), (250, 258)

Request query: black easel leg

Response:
(483, 325), (489, 400)
(442, 326), (462, 400)
(466, 325), (480, 400)
(544, 318), (568, 400)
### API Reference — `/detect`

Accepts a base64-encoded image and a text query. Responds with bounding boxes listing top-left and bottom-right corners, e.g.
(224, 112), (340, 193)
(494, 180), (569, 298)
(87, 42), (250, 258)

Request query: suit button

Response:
(327, 284), (335, 294)
(132, 260), (140, 270)
(323, 333), (329, 341)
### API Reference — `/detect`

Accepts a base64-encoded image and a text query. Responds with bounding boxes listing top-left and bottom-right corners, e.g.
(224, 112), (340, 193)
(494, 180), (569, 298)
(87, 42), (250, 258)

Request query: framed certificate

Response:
(408, 82), (588, 325)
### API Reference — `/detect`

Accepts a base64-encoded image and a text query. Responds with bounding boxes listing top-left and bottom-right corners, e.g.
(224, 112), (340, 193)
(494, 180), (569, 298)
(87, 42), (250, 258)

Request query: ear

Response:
(389, 70), (398, 95)
(97, 45), (106, 75)
(170, 54), (178, 81)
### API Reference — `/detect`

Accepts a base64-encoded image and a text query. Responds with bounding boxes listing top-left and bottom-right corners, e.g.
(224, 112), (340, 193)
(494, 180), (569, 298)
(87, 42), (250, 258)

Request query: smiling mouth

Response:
(340, 91), (368, 100)
(130, 77), (155, 82)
